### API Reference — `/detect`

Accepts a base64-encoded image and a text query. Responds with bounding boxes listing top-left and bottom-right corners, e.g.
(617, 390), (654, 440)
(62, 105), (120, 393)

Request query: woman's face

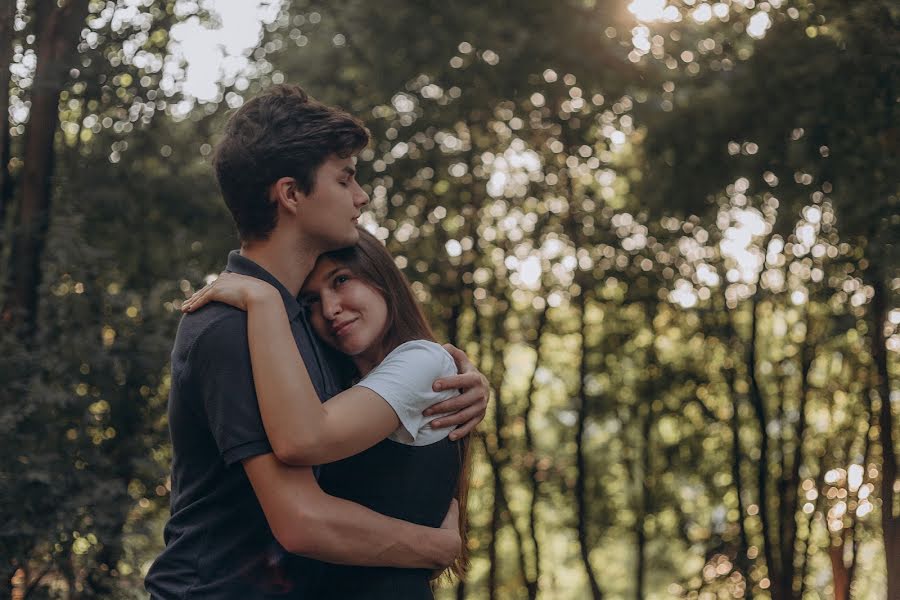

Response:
(301, 257), (389, 361)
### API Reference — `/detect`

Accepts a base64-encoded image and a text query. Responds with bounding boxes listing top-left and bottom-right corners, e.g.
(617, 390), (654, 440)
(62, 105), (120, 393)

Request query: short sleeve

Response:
(355, 340), (458, 445)
(192, 314), (272, 465)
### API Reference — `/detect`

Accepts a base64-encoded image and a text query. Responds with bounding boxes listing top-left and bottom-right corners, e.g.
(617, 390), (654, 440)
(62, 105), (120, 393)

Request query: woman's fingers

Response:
(181, 281), (215, 312)
(182, 273), (268, 312)
(184, 295), (206, 312)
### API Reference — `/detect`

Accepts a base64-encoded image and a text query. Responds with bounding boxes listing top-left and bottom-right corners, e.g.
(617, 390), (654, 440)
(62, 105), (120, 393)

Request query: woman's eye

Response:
(304, 296), (320, 305)
(334, 274), (350, 286)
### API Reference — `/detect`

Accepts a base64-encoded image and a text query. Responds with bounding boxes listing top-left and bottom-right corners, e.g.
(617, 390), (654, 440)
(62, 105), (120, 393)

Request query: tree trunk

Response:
(481, 304), (533, 597)
(729, 378), (754, 594)
(522, 306), (547, 600)
(574, 287), (603, 600)
(778, 307), (815, 599)
(844, 394), (876, 600)
(446, 295), (462, 347)
(481, 309), (511, 600)
(474, 308), (500, 600)
(719, 276), (755, 597)
(746, 292), (780, 597)
(3, 0), (90, 331)
(869, 276), (899, 600)
(484, 441), (531, 598)
(0, 0), (16, 231)
(455, 579), (466, 600)
(828, 535), (850, 600)
(635, 401), (653, 600)
(487, 456), (500, 600)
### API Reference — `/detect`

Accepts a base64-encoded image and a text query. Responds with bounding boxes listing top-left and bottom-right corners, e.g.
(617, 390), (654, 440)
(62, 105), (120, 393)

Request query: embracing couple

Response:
(145, 85), (489, 599)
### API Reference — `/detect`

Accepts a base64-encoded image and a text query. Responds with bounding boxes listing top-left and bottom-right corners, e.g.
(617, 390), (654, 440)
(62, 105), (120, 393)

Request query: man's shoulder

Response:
(172, 304), (250, 366)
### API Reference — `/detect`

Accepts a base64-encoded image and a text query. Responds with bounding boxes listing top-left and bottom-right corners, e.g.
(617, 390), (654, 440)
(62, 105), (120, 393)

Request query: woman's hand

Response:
(181, 272), (278, 313)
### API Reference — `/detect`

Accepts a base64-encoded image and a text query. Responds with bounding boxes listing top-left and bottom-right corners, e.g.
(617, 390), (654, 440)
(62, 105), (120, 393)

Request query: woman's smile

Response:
(332, 317), (359, 337)
(301, 257), (390, 374)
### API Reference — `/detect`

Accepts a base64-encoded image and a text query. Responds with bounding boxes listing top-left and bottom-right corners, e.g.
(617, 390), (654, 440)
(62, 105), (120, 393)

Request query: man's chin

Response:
(317, 229), (359, 253)
(339, 229), (360, 248)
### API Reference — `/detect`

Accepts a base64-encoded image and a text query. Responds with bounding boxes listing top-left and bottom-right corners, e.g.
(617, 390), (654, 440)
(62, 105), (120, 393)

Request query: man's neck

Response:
(239, 234), (318, 297)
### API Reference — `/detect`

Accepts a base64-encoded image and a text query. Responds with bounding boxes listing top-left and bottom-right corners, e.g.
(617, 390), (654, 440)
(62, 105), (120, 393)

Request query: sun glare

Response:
(628, 0), (665, 21)
(691, 3), (713, 24)
(747, 11), (772, 39)
(628, 0), (680, 22)
(172, 0), (283, 104)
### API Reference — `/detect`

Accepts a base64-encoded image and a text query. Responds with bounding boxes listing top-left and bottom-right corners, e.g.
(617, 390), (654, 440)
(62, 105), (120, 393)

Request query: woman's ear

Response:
(271, 177), (302, 215)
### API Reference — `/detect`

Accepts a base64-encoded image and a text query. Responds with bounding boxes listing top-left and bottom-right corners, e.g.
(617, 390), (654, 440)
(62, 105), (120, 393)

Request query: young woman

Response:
(182, 228), (471, 599)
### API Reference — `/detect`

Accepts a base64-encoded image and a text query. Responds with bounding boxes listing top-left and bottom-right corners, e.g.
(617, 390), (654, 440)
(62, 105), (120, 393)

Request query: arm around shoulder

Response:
(242, 291), (400, 466)
(191, 313), (274, 464)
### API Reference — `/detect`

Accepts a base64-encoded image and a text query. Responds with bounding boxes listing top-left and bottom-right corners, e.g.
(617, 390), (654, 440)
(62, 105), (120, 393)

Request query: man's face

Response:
(297, 155), (369, 251)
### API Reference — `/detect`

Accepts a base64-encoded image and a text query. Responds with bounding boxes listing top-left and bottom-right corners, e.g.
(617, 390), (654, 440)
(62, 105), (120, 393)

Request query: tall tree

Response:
(3, 0), (90, 332)
(0, 0), (16, 228)
(639, 3), (899, 596)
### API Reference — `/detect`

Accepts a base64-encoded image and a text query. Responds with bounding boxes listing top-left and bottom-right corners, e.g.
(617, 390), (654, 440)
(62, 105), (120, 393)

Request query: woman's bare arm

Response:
(183, 274), (400, 464)
(244, 290), (403, 464)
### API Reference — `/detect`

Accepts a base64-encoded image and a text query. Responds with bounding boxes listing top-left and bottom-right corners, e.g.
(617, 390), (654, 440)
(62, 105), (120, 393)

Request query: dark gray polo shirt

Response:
(145, 251), (344, 599)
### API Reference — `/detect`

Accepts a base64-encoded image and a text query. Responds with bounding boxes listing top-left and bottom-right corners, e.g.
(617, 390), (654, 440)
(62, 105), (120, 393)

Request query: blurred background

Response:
(0, 0), (897, 598)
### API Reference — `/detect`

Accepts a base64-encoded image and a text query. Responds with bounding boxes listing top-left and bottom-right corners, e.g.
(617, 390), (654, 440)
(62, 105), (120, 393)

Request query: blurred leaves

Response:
(1, 0), (897, 598)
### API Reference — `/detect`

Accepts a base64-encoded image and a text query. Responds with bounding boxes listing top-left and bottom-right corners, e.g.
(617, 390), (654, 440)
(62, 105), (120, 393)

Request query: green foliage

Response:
(1, 1), (896, 598)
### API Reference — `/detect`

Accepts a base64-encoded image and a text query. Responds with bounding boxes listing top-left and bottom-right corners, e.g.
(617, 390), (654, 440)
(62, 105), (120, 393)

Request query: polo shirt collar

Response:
(225, 250), (302, 321)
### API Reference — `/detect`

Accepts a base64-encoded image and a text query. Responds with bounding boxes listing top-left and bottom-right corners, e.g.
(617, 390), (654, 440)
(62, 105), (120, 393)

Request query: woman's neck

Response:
(352, 349), (381, 377)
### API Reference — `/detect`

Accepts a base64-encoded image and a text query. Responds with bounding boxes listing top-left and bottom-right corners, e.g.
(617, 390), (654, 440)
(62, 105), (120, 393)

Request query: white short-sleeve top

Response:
(354, 340), (459, 446)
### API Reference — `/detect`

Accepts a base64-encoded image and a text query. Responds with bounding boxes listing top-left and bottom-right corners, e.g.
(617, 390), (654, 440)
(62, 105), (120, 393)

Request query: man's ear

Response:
(270, 177), (303, 215)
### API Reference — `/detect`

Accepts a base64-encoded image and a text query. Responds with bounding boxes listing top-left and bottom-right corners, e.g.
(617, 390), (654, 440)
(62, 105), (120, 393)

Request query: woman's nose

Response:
(321, 292), (341, 319)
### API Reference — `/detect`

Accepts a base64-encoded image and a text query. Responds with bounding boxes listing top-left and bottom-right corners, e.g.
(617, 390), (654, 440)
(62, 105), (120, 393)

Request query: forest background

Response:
(0, 0), (897, 599)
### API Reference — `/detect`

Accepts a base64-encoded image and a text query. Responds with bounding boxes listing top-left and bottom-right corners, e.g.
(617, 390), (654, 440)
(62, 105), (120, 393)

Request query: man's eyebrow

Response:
(341, 165), (357, 177)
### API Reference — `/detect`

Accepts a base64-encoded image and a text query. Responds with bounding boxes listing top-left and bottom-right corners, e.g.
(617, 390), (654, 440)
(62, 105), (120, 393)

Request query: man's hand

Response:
(437, 499), (461, 568)
(426, 344), (490, 440)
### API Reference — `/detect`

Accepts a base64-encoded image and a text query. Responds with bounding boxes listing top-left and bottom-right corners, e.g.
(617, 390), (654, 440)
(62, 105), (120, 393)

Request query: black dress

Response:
(310, 436), (464, 599)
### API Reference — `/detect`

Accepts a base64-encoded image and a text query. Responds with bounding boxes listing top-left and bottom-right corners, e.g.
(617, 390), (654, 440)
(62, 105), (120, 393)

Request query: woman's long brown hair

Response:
(321, 227), (472, 579)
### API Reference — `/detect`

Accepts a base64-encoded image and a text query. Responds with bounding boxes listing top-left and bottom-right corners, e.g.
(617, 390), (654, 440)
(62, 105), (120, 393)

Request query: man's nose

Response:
(354, 186), (369, 209)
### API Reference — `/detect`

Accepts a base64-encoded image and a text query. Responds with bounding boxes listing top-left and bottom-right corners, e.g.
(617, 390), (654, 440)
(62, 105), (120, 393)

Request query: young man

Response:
(145, 85), (488, 599)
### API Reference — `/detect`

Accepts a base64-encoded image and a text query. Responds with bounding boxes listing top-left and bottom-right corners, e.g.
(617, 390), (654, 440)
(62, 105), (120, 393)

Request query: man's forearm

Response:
(295, 493), (457, 569)
(245, 453), (459, 569)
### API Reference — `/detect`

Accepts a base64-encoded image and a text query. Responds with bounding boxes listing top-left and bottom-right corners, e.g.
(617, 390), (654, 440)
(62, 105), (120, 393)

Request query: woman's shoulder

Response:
(382, 340), (456, 376)
(389, 339), (448, 355)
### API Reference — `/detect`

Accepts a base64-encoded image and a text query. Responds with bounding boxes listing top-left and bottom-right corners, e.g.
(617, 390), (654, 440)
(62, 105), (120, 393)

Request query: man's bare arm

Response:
(243, 453), (460, 568)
